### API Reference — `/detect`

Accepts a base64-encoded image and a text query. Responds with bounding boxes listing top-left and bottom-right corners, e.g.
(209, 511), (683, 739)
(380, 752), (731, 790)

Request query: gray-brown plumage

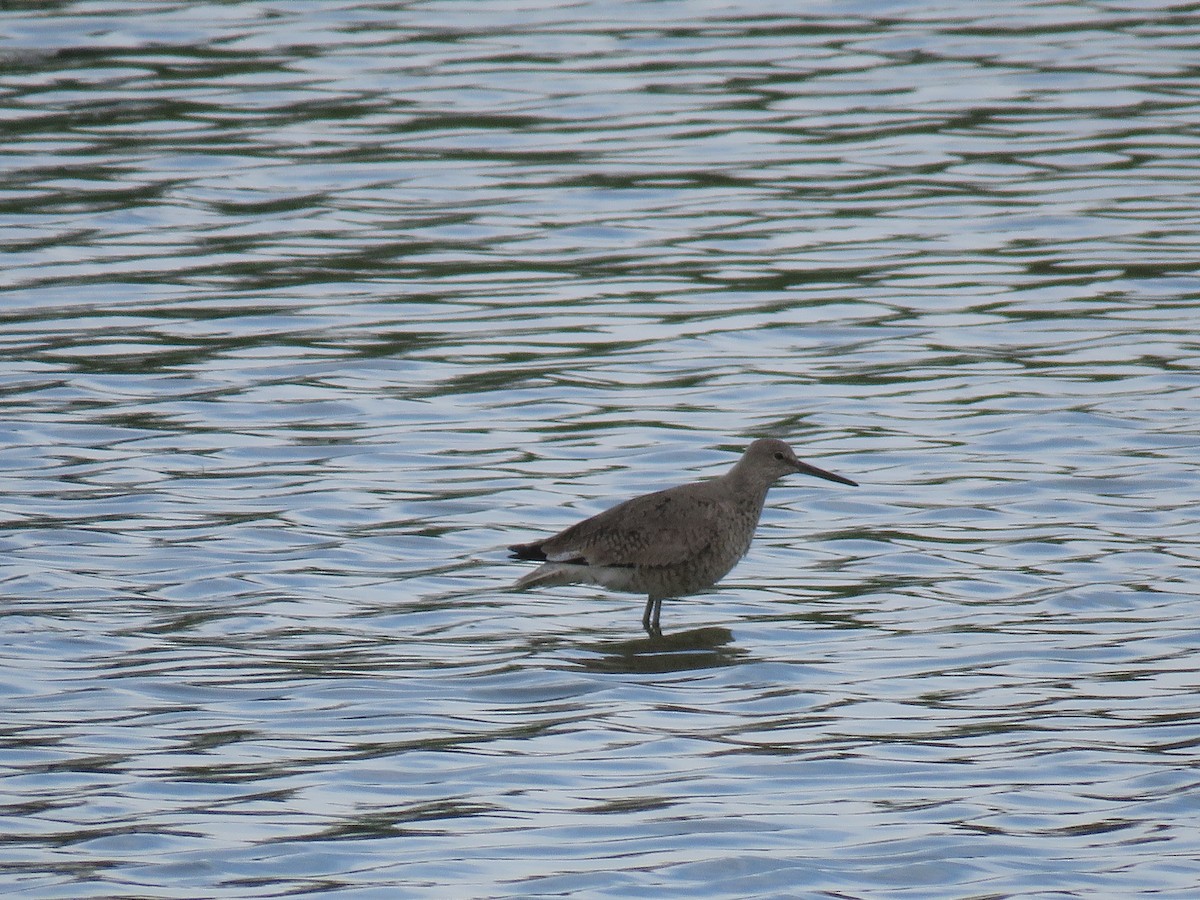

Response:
(508, 438), (857, 634)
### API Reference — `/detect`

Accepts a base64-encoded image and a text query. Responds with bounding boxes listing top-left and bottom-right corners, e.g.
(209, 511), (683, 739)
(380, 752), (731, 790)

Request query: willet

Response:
(508, 438), (857, 635)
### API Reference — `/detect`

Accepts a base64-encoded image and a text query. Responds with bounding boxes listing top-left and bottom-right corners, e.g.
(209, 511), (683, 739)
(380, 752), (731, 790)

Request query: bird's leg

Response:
(643, 597), (663, 637)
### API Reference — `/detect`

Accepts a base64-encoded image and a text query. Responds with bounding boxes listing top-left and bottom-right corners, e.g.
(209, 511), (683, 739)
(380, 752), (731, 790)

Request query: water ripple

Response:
(3, 0), (1200, 896)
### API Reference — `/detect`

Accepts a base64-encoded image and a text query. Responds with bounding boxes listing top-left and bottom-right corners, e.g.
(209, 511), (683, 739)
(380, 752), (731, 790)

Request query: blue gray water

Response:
(3, 1), (1200, 897)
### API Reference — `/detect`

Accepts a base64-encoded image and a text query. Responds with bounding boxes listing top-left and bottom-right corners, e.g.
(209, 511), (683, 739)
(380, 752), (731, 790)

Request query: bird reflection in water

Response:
(575, 626), (746, 674)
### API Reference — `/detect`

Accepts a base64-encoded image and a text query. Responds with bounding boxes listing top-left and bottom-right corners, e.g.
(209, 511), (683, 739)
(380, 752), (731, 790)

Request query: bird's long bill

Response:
(794, 460), (858, 487)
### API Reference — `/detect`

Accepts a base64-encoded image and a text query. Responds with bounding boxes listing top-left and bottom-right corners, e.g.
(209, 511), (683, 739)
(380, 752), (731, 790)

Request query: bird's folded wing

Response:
(539, 487), (721, 569)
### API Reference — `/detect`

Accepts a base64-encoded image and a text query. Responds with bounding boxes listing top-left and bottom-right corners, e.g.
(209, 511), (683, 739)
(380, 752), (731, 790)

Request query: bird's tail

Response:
(508, 541), (548, 561)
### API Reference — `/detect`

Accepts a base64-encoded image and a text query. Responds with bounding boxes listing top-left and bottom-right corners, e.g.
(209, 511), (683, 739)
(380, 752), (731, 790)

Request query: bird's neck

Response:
(722, 466), (774, 510)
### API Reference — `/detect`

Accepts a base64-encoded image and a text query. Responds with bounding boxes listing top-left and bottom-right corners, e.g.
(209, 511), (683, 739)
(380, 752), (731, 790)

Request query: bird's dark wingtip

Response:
(508, 542), (548, 561)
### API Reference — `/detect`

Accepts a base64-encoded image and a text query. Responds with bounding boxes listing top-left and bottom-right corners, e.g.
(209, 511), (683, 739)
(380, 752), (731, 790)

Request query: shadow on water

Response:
(574, 626), (747, 674)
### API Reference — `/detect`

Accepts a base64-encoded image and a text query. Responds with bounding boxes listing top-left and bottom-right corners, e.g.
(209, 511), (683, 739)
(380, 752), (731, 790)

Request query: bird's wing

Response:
(539, 484), (723, 568)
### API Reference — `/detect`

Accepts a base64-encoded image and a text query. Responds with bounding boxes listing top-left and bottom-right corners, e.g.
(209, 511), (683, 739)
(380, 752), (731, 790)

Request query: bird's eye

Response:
(774, 452), (785, 461)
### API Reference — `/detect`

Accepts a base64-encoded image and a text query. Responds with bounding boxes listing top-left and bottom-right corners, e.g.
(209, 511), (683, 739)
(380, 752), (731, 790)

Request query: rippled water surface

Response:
(3, 1), (1200, 896)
